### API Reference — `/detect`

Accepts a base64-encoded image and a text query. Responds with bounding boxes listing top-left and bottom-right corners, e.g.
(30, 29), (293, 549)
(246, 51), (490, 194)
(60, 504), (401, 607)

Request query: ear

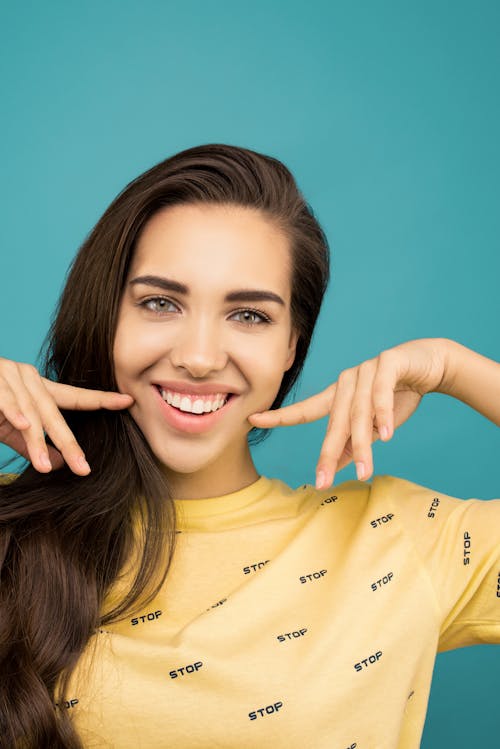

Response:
(284, 328), (299, 372)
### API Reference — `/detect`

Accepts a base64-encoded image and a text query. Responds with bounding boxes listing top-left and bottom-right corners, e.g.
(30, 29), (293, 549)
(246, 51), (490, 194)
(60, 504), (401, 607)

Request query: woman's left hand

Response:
(248, 337), (452, 490)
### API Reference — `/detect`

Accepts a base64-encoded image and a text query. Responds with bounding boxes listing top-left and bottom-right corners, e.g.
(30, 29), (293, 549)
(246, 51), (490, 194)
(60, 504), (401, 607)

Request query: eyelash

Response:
(137, 296), (272, 326)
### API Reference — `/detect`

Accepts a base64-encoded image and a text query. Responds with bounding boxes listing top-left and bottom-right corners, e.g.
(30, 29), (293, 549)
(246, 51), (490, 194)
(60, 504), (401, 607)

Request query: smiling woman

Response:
(1, 144), (499, 749)
(113, 202), (303, 497)
(0, 143), (330, 748)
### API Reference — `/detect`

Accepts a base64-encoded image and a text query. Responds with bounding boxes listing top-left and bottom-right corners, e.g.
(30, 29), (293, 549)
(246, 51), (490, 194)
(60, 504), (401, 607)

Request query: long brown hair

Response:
(0, 143), (330, 748)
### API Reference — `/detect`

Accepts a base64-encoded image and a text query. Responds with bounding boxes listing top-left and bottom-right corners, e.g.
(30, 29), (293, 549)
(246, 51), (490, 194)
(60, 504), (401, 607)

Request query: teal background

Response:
(1, 0), (499, 744)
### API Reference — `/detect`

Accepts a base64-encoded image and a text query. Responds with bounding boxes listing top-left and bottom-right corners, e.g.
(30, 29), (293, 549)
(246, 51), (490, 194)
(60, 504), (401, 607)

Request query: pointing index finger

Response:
(41, 378), (134, 411)
(248, 384), (336, 427)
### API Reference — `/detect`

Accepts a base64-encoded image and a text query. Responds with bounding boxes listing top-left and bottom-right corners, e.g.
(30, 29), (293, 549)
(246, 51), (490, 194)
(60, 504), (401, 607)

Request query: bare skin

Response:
(112, 204), (298, 499)
(0, 358), (133, 474)
(0, 207), (498, 496)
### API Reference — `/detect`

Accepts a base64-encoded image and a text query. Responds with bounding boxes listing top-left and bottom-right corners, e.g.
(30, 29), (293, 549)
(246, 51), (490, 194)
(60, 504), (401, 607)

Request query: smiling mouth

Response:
(154, 386), (236, 417)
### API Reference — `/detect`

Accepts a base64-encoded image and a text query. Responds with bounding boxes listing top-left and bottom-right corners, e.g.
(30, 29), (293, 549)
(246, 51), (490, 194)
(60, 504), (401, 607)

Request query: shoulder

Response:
(290, 473), (474, 523)
(364, 474), (500, 545)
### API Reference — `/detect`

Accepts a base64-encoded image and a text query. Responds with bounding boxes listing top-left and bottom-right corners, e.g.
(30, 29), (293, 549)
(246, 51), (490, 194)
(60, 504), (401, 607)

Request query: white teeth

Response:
(160, 388), (228, 414)
(179, 397), (192, 412)
(191, 399), (205, 414)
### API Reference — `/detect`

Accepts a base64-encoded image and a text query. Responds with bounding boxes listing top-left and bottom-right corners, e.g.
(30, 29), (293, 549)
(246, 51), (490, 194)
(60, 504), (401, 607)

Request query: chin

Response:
(158, 460), (219, 481)
(145, 439), (223, 477)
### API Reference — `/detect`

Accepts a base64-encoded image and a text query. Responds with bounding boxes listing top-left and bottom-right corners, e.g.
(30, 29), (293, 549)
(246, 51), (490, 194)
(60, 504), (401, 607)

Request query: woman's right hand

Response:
(0, 358), (134, 475)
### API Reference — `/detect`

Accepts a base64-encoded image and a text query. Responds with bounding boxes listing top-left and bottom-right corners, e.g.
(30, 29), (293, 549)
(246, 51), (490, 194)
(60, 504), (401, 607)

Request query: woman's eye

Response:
(138, 298), (270, 326)
(140, 297), (178, 314)
(231, 309), (271, 326)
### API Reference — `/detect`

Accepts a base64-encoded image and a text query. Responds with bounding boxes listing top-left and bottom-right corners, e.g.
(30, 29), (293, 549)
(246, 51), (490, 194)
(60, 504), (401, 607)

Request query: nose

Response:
(169, 316), (229, 378)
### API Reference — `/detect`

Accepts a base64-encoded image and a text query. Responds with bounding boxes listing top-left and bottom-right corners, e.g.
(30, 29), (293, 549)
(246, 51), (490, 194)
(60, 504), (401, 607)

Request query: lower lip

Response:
(153, 386), (238, 435)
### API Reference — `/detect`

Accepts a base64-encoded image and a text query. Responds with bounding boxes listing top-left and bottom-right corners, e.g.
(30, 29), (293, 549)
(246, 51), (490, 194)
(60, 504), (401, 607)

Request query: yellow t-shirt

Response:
(5, 473), (500, 747)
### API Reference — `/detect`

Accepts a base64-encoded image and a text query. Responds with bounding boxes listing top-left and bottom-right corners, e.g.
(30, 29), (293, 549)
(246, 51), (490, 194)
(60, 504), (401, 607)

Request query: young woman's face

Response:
(113, 203), (298, 487)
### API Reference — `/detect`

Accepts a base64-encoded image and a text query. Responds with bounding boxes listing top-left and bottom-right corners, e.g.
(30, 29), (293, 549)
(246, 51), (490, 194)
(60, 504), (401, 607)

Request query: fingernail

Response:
(316, 470), (326, 490)
(356, 462), (365, 480)
(380, 425), (389, 440)
(40, 452), (51, 469)
(78, 456), (91, 472)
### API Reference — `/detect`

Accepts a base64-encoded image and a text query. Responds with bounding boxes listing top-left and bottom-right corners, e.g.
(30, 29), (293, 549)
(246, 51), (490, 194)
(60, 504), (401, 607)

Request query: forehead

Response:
(131, 203), (292, 301)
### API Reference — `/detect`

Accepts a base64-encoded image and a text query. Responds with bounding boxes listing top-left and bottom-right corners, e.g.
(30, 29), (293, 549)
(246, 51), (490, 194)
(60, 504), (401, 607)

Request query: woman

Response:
(0, 143), (498, 748)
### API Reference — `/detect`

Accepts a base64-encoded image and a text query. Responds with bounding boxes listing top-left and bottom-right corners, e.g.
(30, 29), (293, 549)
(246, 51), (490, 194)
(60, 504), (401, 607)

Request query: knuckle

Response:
(39, 395), (61, 418)
(337, 368), (354, 386)
(318, 452), (335, 466)
(320, 440), (344, 461)
(47, 418), (78, 447)
(350, 429), (371, 453)
(373, 399), (392, 416)
(350, 442), (366, 461)
(374, 404), (391, 419)
(20, 406), (41, 426)
(20, 363), (40, 379)
(349, 404), (365, 422)
(31, 437), (48, 453)
(64, 438), (82, 455)
(359, 358), (376, 374)
(0, 357), (15, 368)
(377, 349), (393, 366)
(0, 359), (19, 377)
(371, 386), (388, 405)
(73, 392), (84, 410)
(0, 379), (12, 396)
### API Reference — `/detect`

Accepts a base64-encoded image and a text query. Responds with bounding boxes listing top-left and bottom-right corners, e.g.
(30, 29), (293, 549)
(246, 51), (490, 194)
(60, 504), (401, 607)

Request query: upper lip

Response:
(154, 381), (240, 396)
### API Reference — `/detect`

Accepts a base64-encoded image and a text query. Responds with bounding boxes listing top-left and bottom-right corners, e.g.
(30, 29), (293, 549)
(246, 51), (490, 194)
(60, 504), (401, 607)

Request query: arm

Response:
(439, 339), (500, 427)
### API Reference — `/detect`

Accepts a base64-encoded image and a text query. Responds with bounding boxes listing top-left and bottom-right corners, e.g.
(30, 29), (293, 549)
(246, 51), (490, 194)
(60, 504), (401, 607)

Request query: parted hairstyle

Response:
(0, 143), (330, 748)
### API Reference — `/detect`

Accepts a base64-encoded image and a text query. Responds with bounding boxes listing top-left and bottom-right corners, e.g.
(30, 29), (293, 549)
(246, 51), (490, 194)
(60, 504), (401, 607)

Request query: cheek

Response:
(242, 345), (290, 406)
(262, 364), (288, 402)
(112, 317), (144, 387)
(113, 313), (159, 372)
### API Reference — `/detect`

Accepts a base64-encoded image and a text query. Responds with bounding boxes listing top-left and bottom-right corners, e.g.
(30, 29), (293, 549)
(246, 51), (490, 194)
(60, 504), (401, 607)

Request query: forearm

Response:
(438, 338), (500, 427)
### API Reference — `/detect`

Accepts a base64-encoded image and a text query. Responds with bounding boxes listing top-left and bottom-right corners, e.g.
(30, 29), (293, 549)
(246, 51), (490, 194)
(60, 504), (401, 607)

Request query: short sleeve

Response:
(373, 474), (500, 652)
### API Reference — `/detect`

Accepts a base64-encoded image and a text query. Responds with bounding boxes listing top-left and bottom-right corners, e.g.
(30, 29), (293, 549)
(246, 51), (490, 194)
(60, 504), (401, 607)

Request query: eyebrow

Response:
(129, 274), (286, 306)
